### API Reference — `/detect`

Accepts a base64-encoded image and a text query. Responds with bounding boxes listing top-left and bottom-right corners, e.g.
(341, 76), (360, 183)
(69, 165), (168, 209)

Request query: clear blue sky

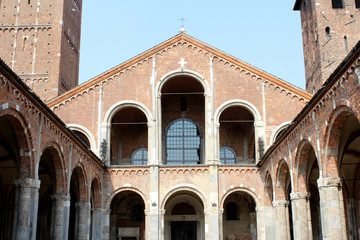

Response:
(79, 0), (306, 89)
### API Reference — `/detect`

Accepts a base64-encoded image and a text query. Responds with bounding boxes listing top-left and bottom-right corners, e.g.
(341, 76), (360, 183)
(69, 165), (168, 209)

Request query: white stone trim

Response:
(269, 121), (291, 145)
(67, 124), (97, 152)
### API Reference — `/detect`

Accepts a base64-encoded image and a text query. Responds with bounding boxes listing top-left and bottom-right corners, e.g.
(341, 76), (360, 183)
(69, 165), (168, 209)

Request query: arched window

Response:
(220, 147), (236, 164)
(131, 148), (148, 165)
(165, 118), (202, 165)
(72, 130), (91, 149)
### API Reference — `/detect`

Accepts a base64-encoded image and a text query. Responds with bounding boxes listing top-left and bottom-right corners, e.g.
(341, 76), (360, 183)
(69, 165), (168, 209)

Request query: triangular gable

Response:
(47, 33), (312, 108)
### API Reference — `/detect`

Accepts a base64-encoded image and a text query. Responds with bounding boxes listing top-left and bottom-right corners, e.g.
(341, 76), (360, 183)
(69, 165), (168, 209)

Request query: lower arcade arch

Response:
(110, 190), (146, 240)
(221, 191), (257, 240)
(163, 191), (205, 240)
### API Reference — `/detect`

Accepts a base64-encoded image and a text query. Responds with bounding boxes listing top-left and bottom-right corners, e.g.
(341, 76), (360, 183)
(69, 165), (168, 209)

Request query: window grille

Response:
(220, 147), (236, 164)
(131, 148), (148, 165)
(165, 118), (202, 165)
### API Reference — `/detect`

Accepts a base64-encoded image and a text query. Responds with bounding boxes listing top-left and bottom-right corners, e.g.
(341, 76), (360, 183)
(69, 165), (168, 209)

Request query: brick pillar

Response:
(92, 208), (103, 239)
(273, 200), (291, 240)
(290, 191), (312, 240)
(50, 194), (70, 240)
(13, 178), (40, 240)
(101, 209), (111, 240)
(317, 177), (347, 240)
(75, 202), (91, 240)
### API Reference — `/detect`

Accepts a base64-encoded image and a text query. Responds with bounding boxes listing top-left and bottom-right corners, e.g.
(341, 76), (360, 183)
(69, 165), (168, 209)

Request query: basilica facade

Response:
(0, 0), (360, 240)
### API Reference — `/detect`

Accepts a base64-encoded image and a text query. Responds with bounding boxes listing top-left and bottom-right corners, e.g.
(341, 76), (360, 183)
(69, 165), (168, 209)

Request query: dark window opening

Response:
(356, 0), (360, 8)
(220, 147), (236, 164)
(226, 202), (239, 220)
(325, 27), (331, 38)
(171, 203), (196, 215)
(332, 0), (344, 8)
(165, 118), (202, 165)
(131, 148), (148, 165)
(344, 36), (348, 51)
(72, 130), (91, 149)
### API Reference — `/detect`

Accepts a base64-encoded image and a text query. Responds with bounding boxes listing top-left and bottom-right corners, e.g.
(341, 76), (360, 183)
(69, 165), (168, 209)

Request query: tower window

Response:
(356, 0), (360, 8)
(332, 0), (344, 8)
(344, 36), (348, 51)
(325, 27), (331, 38)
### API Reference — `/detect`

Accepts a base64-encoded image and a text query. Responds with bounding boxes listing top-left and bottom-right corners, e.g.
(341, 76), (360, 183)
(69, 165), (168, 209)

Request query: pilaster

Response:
(256, 206), (266, 240)
(317, 177), (347, 240)
(92, 208), (103, 240)
(101, 209), (111, 240)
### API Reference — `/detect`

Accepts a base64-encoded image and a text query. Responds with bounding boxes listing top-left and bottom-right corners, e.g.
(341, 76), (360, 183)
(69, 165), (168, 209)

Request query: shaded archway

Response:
(90, 176), (102, 239)
(222, 191), (257, 240)
(0, 115), (23, 239)
(161, 75), (205, 164)
(164, 191), (205, 240)
(110, 107), (148, 165)
(219, 106), (255, 164)
(110, 190), (145, 240)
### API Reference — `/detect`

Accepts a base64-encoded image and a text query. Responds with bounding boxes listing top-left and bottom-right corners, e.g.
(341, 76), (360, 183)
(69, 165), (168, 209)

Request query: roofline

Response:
(47, 33), (312, 107)
(0, 58), (105, 168)
(259, 40), (360, 166)
(294, 0), (303, 10)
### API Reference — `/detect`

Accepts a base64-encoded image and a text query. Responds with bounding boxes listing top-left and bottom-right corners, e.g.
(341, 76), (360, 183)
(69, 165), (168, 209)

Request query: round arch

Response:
(323, 104), (360, 177)
(67, 124), (97, 151)
(160, 184), (208, 211)
(70, 163), (88, 202)
(220, 187), (260, 210)
(38, 141), (67, 194)
(270, 121), (291, 144)
(156, 69), (210, 96)
(0, 105), (34, 178)
(105, 187), (147, 209)
(264, 171), (274, 205)
(104, 100), (153, 124)
(275, 159), (292, 200)
(214, 99), (262, 124)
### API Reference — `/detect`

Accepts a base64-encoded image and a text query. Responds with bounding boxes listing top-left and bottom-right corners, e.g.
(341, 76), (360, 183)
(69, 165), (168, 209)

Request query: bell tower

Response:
(294, 0), (360, 93)
(0, 0), (82, 101)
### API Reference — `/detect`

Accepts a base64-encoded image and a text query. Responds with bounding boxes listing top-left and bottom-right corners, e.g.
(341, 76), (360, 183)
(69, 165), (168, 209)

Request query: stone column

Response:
(101, 209), (111, 240)
(92, 208), (102, 240)
(75, 202), (91, 240)
(317, 177), (347, 240)
(290, 191), (312, 240)
(256, 206), (266, 240)
(273, 200), (291, 240)
(13, 178), (40, 240)
(50, 194), (70, 240)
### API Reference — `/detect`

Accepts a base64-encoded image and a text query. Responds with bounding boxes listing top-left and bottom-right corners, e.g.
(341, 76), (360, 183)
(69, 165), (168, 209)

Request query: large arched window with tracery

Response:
(165, 118), (202, 165)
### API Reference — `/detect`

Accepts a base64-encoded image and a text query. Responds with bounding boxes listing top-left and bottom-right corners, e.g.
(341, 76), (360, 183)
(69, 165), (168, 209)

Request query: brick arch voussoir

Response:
(324, 103), (360, 177)
(71, 163), (88, 202)
(220, 187), (260, 209)
(275, 159), (291, 200)
(40, 140), (67, 194)
(294, 139), (317, 192)
(0, 104), (35, 179)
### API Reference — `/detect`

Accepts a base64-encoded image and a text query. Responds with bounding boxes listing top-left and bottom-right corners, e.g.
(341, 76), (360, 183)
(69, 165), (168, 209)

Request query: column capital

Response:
(317, 177), (341, 188)
(92, 208), (103, 213)
(290, 191), (310, 200)
(272, 200), (289, 207)
(51, 194), (70, 201)
(255, 206), (265, 212)
(15, 178), (41, 189)
(102, 208), (111, 215)
(75, 201), (91, 209)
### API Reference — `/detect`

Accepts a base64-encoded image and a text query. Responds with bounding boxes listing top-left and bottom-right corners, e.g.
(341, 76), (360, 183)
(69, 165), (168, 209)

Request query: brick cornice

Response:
(47, 33), (312, 108)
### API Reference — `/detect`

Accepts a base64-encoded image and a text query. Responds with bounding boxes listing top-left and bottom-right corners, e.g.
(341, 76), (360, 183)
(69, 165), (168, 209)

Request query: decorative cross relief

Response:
(178, 58), (187, 68)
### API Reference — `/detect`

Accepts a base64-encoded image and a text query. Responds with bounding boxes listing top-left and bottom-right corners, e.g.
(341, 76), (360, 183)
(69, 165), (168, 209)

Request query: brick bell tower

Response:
(0, 0), (82, 102)
(294, 0), (360, 94)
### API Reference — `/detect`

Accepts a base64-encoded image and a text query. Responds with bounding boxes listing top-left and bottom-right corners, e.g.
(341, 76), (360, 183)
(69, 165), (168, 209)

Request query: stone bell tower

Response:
(0, 0), (83, 101)
(294, 0), (360, 93)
